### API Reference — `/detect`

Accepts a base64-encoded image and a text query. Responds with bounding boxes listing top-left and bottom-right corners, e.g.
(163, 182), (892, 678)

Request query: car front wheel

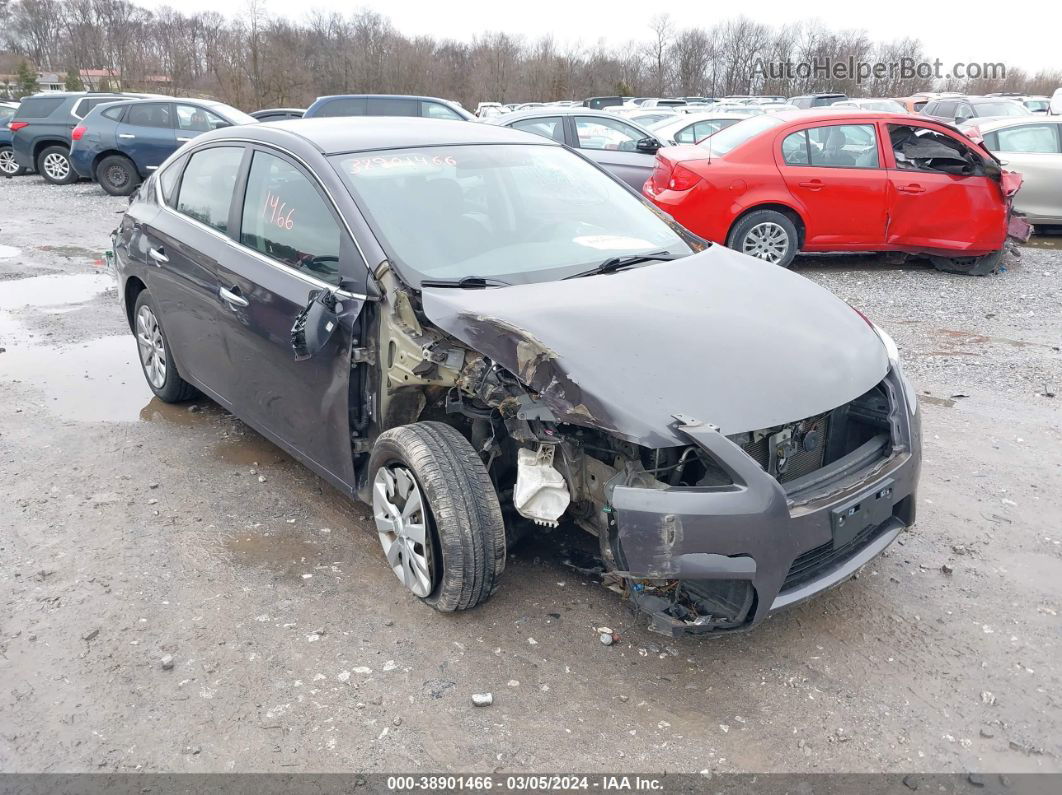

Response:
(0, 145), (28, 176)
(728, 209), (799, 268)
(369, 422), (506, 612)
(929, 250), (1004, 276)
(133, 290), (198, 402)
(96, 154), (141, 196)
(37, 145), (77, 185)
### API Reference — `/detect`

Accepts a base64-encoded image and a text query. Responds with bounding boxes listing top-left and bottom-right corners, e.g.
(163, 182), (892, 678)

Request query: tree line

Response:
(1, 0), (1059, 109)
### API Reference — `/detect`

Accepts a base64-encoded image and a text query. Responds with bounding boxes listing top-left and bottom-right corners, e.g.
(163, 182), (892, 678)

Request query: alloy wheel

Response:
(742, 221), (789, 264)
(0, 149), (19, 175)
(43, 152), (70, 181)
(372, 465), (433, 597)
(136, 304), (167, 389)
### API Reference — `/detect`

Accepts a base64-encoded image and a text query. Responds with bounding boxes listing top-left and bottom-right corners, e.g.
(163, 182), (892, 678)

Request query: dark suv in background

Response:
(788, 93), (848, 108)
(9, 91), (158, 184)
(303, 94), (473, 121)
(0, 100), (29, 176)
(920, 95), (1032, 126)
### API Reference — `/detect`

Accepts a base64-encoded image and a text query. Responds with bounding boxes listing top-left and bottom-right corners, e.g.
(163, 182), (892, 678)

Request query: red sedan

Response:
(643, 111), (1029, 275)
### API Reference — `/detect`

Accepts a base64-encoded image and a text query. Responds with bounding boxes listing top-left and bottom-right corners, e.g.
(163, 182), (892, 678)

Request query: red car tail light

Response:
(8, 121), (28, 132)
(668, 165), (703, 191)
(650, 158), (673, 193)
(71, 126), (86, 141)
(650, 159), (703, 193)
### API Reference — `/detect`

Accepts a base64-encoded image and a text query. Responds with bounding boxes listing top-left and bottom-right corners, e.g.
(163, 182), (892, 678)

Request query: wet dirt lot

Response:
(1, 178), (1060, 775)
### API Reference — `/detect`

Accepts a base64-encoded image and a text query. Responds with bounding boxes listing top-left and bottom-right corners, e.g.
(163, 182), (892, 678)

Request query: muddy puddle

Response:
(1024, 233), (1062, 251)
(0, 272), (113, 310)
(224, 531), (330, 579)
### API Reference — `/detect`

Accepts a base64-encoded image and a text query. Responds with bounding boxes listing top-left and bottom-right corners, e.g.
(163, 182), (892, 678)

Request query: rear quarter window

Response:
(102, 105), (126, 122)
(15, 97), (65, 118)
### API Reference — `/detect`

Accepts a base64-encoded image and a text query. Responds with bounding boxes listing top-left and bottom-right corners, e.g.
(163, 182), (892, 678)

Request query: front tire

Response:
(133, 291), (198, 403)
(929, 250), (1004, 276)
(96, 154), (141, 196)
(0, 145), (28, 176)
(37, 145), (77, 185)
(727, 209), (799, 268)
(369, 422), (506, 612)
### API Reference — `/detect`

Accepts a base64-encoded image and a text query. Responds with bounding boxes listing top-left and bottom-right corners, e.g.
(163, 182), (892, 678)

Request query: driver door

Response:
(211, 146), (366, 489)
(571, 115), (658, 191)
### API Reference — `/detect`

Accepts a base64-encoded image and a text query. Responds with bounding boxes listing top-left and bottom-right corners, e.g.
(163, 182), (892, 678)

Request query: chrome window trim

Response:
(155, 137), (370, 301)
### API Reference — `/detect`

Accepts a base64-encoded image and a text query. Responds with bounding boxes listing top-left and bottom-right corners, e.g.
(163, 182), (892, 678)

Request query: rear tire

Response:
(0, 145), (28, 176)
(929, 250), (1004, 276)
(727, 209), (799, 268)
(37, 145), (77, 185)
(96, 154), (141, 196)
(369, 422), (506, 612)
(133, 291), (198, 403)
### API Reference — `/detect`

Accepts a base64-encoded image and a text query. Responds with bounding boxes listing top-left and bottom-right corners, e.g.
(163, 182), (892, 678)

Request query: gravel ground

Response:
(1, 176), (1060, 775)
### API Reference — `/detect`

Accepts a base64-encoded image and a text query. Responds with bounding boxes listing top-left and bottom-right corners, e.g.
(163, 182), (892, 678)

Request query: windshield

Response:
(703, 114), (784, 156)
(864, 100), (905, 112)
(976, 101), (1030, 117)
(331, 144), (693, 285)
(1024, 100), (1048, 112)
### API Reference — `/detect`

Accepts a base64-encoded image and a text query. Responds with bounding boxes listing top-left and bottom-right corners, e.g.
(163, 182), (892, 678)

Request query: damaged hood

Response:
(422, 247), (889, 447)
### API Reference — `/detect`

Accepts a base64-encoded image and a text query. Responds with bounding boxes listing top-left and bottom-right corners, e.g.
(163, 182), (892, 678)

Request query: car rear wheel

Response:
(37, 145), (77, 185)
(929, 250), (1004, 276)
(728, 210), (799, 268)
(369, 422), (506, 612)
(96, 154), (141, 196)
(133, 291), (198, 403)
(0, 145), (28, 176)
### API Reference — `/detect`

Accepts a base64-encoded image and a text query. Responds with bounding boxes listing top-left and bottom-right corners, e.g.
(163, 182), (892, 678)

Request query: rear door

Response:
(117, 102), (177, 174)
(211, 146), (366, 488)
(983, 122), (1062, 223)
(572, 114), (657, 191)
(143, 145), (246, 401)
(775, 122), (888, 246)
(883, 122), (1008, 254)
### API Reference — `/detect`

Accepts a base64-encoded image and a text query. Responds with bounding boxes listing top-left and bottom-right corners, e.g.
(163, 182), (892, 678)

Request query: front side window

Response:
(240, 151), (341, 283)
(987, 124), (1061, 153)
(331, 144), (693, 285)
(510, 116), (565, 143)
(423, 101), (463, 120)
(127, 103), (173, 129)
(574, 116), (644, 151)
(176, 104), (229, 132)
(889, 124), (986, 175)
(175, 146), (244, 232)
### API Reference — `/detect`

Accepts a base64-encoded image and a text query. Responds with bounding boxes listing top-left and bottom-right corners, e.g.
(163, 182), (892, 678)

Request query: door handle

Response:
(219, 286), (249, 308)
(897, 184), (925, 194)
(148, 247), (168, 264)
(118, 133), (136, 139)
(176, 136), (192, 142)
(798, 179), (824, 190)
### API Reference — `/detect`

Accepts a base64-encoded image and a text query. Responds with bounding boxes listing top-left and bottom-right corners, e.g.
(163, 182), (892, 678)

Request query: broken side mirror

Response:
(636, 137), (661, 154)
(291, 289), (340, 360)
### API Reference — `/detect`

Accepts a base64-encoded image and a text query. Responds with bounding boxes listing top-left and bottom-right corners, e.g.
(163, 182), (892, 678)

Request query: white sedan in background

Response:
(974, 116), (1062, 225)
(650, 112), (750, 145)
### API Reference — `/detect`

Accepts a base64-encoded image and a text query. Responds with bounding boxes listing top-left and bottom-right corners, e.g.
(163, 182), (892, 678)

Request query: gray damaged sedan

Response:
(112, 117), (921, 636)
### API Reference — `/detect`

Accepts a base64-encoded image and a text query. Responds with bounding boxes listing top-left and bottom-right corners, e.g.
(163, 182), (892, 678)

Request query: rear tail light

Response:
(8, 121), (28, 132)
(668, 165), (703, 191)
(71, 126), (86, 141)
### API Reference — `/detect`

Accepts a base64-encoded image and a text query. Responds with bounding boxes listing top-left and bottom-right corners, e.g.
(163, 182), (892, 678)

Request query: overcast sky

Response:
(134, 0), (1060, 76)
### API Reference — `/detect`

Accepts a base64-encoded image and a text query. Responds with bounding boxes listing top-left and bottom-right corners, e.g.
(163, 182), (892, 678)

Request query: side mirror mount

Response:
(636, 137), (661, 154)
(291, 290), (340, 360)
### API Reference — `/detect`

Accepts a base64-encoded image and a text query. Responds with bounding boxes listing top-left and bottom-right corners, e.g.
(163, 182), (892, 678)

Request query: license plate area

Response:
(831, 478), (895, 550)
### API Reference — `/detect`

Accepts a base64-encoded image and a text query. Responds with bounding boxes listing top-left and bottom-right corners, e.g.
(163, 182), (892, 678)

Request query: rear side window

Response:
(510, 116), (565, 143)
(367, 97), (419, 116)
(239, 151), (341, 283)
(102, 105), (126, 121)
(15, 97), (64, 118)
(0, 106), (14, 123)
(315, 97), (367, 117)
(422, 101), (463, 120)
(127, 103), (173, 129)
(176, 146), (244, 233)
(76, 97), (118, 117)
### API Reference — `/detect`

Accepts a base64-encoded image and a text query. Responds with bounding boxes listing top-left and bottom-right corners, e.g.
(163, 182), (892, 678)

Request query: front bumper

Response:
(607, 371), (921, 636)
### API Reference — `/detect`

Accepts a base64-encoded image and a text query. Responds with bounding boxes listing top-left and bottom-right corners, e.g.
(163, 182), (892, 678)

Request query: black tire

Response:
(132, 290), (198, 403)
(96, 154), (141, 196)
(36, 144), (77, 185)
(929, 250), (1004, 276)
(369, 422), (506, 612)
(0, 145), (29, 176)
(727, 209), (799, 268)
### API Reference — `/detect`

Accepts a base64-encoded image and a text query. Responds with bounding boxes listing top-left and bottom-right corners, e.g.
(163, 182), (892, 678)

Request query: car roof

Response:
(313, 94), (457, 104)
(655, 112), (751, 128)
(193, 116), (560, 155)
(490, 106), (624, 121)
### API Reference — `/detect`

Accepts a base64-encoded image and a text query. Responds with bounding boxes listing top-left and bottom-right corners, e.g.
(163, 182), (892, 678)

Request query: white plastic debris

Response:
(472, 692), (494, 707)
(513, 445), (570, 527)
